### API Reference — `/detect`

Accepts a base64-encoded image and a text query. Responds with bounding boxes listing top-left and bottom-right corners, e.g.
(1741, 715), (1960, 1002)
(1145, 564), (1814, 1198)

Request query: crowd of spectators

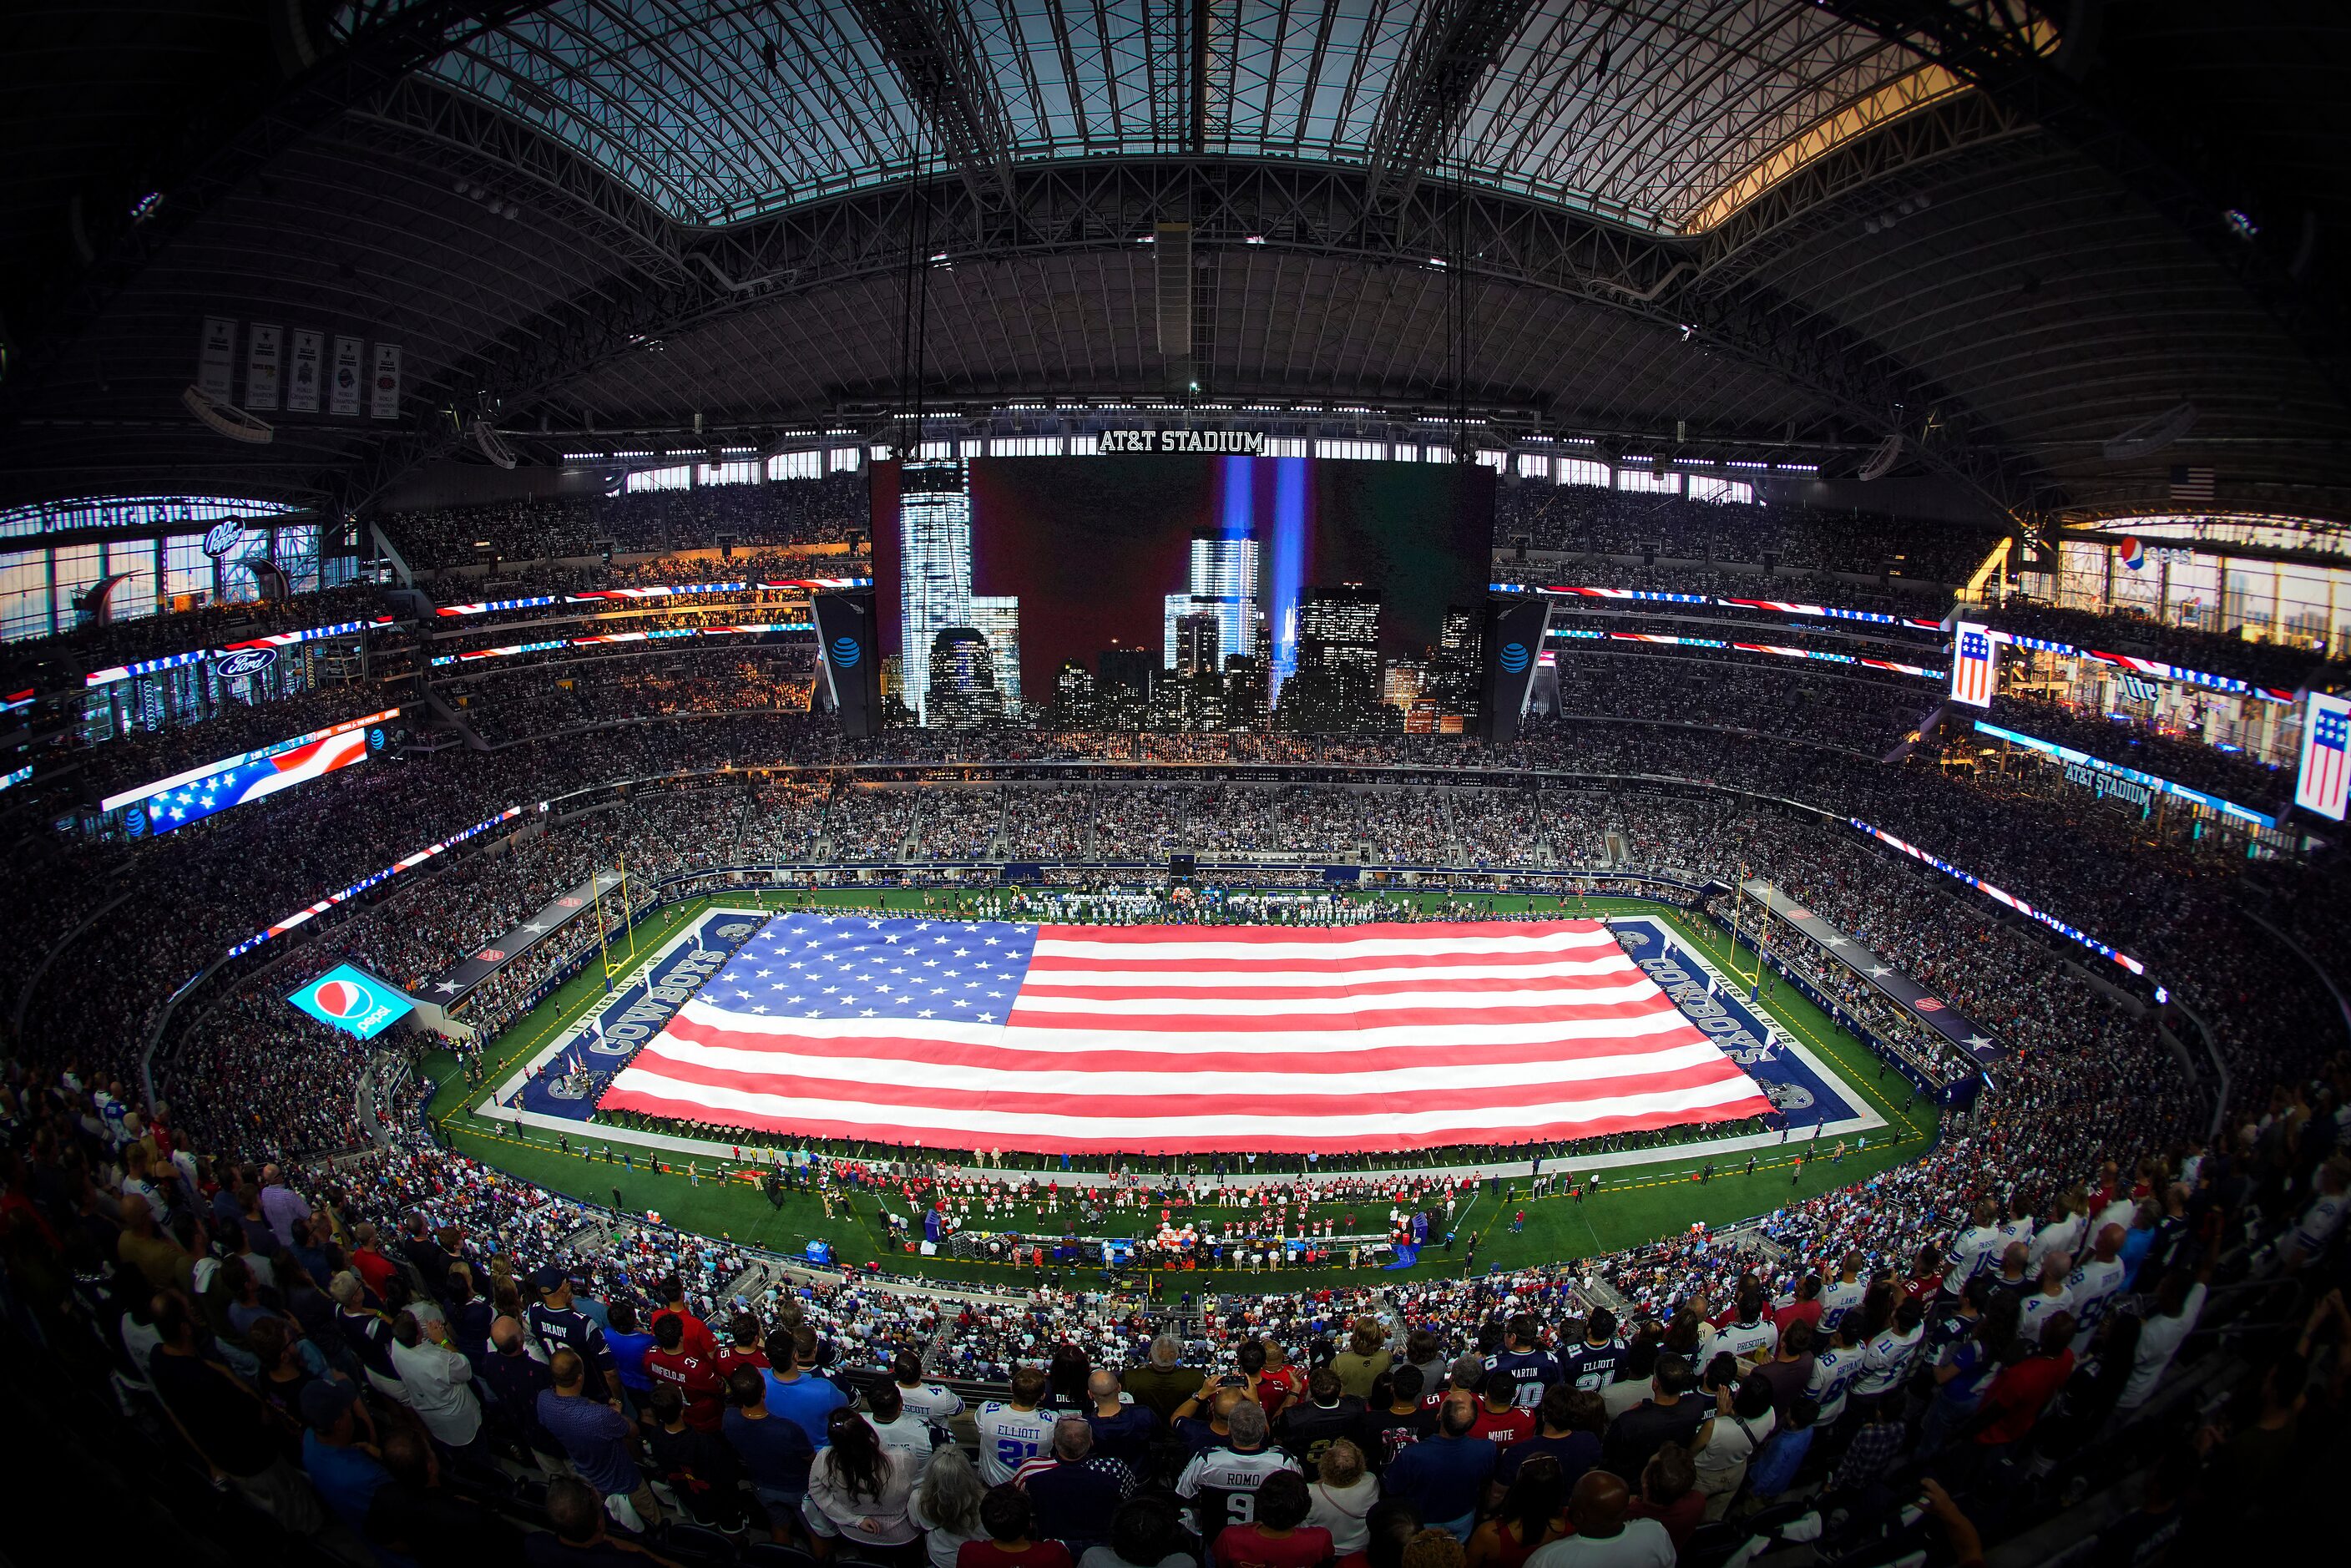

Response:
(1981, 598), (2346, 692)
(1947, 693), (2293, 807)
(383, 475), (869, 569)
(1494, 483), (2003, 585)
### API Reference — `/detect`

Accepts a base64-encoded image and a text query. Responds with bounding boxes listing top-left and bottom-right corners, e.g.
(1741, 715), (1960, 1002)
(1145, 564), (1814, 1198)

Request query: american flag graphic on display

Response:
(2297, 691), (2351, 822)
(1950, 622), (1997, 708)
(2169, 466), (2216, 505)
(599, 916), (1772, 1156)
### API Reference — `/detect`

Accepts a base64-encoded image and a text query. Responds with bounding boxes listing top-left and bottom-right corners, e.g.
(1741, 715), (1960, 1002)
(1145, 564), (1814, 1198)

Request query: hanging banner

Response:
(286, 329), (322, 413)
(368, 342), (401, 420)
(245, 323), (281, 411)
(198, 317), (237, 399)
(330, 336), (364, 416)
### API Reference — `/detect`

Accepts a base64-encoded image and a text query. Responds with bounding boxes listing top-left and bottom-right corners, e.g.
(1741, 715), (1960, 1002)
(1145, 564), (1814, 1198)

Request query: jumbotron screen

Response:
(870, 453), (1495, 731)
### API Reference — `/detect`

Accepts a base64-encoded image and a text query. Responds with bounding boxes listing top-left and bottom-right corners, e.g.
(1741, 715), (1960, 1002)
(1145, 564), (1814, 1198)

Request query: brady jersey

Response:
(974, 1401), (1059, 1484)
(1176, 1445), (1302, 1541)
(524, 1302), (614, 1398)
(1560, 1340), (1624, 1393)
(1481, 1348), (1564, 1409)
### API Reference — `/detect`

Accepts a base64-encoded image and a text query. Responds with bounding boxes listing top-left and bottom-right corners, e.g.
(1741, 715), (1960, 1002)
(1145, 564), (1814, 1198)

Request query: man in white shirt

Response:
(2027, 1201), (2085, 1277)
(975, 1365), (1059, 1484)
(1804, 1322), (1868, 1428)
(1703, 1288), (1778, 1367)
(2017, 1252), (2075, 1342)
(1818, 1253), (1867, 1332)
(864, 1379), (941, 1480)
(1943, 1201), (2006, 1292)
(2065, 1225), (2131, 1352)
(2286, 1159), (2349, 1268)
(1851, 1299), (1926, 1405)
(892, 1348), (965, 1426)
(1524, 1470), (1674, 1568)
(389, 1310), (482, 1451)
(2118, 1265), (2211, 1410)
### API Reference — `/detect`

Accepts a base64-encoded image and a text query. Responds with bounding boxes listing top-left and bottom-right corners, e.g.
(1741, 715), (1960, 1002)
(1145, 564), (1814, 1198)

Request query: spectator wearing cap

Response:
(299, 1375), (394, 1534)
(538, 1347), (663, 1533)
(527, 1263), (620, 1403)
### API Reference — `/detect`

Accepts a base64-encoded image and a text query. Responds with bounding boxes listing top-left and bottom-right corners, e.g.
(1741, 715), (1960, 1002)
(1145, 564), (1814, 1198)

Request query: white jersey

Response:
(1820, 1278), (1866, 1331)
(2064, 1255), (2129, 1342)
(871, 1411), (940, 1481)
(2027, 1216), (2084, 1276)
(2293, 1191), (2347, 1256)
(1705, 1318), (1777, 1365)
(898, 1380), (966, 1426)
(974, 1402), (1058, 1484)
(1805, 1344), (1864, 1425)
(2017, 1286), (2075, 1342)
(1944, 1225), (2005, 1287)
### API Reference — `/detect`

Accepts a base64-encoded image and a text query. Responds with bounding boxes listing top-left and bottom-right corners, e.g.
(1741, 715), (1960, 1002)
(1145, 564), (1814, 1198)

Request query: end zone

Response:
(1608, 914), (1886, 1137)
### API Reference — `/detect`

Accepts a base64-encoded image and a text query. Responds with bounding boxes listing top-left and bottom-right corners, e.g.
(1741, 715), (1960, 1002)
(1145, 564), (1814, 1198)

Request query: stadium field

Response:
(424, 888), (1939, 1291)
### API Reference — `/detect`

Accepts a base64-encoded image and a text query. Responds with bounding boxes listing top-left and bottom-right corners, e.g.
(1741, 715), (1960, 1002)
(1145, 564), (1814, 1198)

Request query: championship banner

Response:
(368, 342), (401, 419)
(330, 336), (364, 416)
(424, 870), (624, 1004)
(245, 323), (281, 410)
(287, 964), (416, 1041)
(1742, 880), (2000, 1063)
(2296, 690), (2351, 822)
(286, 328), (322, 413)
(198, 316), (237, 399)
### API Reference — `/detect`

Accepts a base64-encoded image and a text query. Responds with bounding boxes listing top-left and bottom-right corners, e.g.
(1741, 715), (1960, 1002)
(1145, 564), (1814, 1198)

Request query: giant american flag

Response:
(2298, 690), (2351, 822)
(599, 915), (1772, 1156)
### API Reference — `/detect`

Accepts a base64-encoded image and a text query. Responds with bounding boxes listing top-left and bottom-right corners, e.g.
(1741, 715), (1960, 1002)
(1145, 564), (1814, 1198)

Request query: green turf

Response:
(422, 889), (1938, 1292)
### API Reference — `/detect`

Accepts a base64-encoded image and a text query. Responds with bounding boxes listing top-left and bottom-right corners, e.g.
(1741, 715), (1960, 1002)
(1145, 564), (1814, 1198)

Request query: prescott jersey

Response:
(1705, 1318), (1777, 1365)
(897, 1380), (966, 1426)
(1560, 1340), (1624, 1393)
(1176, 1444), (1302, 1542)
(1944, 1225), (2006, 1287)
(1481, 1348), (1564, 1409)
(975, 1401), (1059, 1484)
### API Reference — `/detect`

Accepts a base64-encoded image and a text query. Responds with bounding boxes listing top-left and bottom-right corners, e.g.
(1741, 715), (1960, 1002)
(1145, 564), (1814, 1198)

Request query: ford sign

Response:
(202, 518), (248, 559)
(1498, 641), (1530, 673)
(829, 635), (862, 668)
(215, 646), (278, 679)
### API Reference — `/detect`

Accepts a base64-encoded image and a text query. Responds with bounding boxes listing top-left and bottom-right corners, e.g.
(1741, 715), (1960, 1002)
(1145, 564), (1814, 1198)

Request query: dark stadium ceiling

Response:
(0, 1), (2346, 527)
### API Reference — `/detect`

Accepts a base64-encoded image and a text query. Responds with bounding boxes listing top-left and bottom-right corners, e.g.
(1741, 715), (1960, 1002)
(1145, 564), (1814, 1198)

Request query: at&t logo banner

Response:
(286, 963), (416, 1040)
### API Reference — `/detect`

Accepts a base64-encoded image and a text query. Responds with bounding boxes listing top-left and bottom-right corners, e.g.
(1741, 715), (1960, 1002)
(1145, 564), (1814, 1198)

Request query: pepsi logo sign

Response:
(215, 647), (278, 679)
(2117, 536), (2146, 570)
(829, 635), (862, 668)
(478, 948), (505, 963)
(312, 978), (371, 1019)
(1913, 997), (1944, 1013)
(1498, 641), (1530, 674)
(202, 519), (248, 559)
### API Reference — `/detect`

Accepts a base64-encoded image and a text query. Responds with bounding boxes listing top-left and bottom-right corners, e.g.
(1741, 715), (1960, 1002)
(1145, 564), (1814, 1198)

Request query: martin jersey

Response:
(974, 1402), (1058, 1484)
(1560, 1341), (1623, 1393)
(1176, 1445), (1302, 1542)
(1481, 1348), (1564, 1409)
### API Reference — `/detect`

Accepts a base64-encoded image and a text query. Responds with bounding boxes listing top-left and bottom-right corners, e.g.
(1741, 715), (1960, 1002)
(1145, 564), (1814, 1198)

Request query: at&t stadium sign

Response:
(1097, 429), (1267, 454)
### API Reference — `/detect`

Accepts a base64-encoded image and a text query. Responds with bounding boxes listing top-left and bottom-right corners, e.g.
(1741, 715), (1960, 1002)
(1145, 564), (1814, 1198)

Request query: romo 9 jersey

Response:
(974, 1401), (1059, 1484)
(1176, 1445), (1302, 1541)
